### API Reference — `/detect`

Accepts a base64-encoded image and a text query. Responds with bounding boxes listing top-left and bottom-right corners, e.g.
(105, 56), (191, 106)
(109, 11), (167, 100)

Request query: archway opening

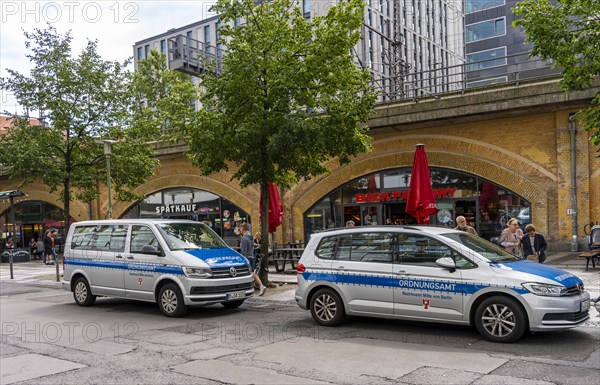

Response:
(121, 187), (251, 246)
(304, 167), (531, 242)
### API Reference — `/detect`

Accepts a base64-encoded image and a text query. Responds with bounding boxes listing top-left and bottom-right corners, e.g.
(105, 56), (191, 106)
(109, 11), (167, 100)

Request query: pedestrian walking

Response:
(454, 216), (478, 235)
(521, 224), (548, 263)
(240, 223), (266, 296)
(499, 218), (523, 257)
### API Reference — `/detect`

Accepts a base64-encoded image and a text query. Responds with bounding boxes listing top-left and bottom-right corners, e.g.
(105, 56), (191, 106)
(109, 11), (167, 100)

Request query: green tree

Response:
(514, 0), (600, 150)
(185, 0), (376, 281)
(0, 26), (157, 231)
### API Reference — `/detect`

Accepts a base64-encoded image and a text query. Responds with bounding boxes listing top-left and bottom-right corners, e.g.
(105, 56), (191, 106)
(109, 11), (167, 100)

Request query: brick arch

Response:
(111, 174), (260, 222)
(288, 138), (552, 241)
(0, 181), (88, 221)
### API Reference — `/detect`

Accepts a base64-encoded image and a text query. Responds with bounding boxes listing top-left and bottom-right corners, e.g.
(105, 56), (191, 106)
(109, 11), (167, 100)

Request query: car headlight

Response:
(183, 267), (212, 278)
(522, 282), (567, 297)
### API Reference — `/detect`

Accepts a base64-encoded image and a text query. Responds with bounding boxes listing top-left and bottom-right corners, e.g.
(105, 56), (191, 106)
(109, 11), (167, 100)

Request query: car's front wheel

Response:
(475, 296), (527, 343)
(309, 288), (345, 326)
(158, 283), (188, 317)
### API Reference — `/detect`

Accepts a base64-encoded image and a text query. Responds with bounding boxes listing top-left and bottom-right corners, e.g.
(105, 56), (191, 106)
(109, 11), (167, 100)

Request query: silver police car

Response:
(295, 226), (590, 343)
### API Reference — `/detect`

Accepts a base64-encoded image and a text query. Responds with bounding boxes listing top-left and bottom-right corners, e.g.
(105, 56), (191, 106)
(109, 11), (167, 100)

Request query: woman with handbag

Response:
(521, 224), (548, 264)
(499, 218), (524, 257)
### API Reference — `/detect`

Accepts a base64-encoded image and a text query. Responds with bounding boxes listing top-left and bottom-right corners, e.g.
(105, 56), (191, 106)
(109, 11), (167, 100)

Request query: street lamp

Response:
(96, 139), (119, 219)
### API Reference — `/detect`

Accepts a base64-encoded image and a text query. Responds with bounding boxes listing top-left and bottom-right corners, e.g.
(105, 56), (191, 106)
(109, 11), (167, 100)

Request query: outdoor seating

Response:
(578, 249), (600, 271)
(271, 244), (304, 272)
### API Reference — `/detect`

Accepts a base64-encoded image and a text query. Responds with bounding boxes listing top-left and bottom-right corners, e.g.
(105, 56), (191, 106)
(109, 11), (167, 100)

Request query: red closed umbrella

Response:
(260, 183), (283, 233)
(406, 144), (437, 224)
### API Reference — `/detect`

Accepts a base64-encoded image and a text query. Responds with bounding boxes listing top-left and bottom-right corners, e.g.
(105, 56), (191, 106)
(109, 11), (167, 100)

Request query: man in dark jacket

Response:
(521, 224), (548, 263)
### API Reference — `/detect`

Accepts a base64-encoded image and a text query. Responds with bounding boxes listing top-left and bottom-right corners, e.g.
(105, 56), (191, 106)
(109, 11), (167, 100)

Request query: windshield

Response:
(156, 223), (227, 250)
(440, 232), (521, 263)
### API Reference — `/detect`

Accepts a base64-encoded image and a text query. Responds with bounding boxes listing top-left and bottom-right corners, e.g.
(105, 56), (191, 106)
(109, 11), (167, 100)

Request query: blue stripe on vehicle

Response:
(301, 272), (528, 295)
(184, 248), (248, 268)
(491, 260), (582, 286)
(65, 259), (184, 275)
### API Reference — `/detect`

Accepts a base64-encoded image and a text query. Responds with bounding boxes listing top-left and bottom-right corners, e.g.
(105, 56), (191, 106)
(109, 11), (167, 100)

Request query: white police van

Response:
(295, 226), (591, 342)
(62, 220), (253, 317)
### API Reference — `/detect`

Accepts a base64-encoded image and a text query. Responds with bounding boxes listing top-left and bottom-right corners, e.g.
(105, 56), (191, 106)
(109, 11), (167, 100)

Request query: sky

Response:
(1, 0), (220, 117)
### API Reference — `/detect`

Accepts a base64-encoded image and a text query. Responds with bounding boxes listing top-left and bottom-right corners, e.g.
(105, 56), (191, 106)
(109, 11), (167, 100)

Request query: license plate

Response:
(226, 291), (246, 301)
(581, 299), (590, 312)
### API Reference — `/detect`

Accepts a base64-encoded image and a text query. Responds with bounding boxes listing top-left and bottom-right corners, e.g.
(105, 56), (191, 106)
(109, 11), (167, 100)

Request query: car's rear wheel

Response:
(73, 277), (96, 307)
(158, 283), (188, 317)
(475, 296), (527, 343)
(221, 299), (245, 309)
(310, 288), (345, 326)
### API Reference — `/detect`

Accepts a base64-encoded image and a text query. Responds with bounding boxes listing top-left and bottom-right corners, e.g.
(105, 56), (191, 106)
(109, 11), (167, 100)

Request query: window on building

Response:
(160, 39), (166, 54)
(464, 0), (504, 14)
(137, 46), (143, 61)
(303, 0), (310, 17)
(466, 18), (506, 42)
(204, 25), (211, 45)
(467, 47), (507, 71)
(144, 45), (150, 58)
(186, 31), (193, 41)
(466, 76), (508, 89)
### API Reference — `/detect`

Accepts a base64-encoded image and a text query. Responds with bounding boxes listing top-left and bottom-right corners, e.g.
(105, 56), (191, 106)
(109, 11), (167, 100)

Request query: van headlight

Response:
(522, 282), (567, 297)
(183, 267), (212, 278)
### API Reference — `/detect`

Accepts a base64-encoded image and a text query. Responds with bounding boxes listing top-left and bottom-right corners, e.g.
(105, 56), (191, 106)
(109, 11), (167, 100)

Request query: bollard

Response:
(55, 254), (60, 282)
(9, 249), (14, 279)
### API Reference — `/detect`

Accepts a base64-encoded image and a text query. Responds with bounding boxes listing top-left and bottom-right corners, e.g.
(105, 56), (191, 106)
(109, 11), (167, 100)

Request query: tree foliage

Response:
(514, 0), (600, 150)
(184, 0), (376, 281)
(0, 26), (158, 228)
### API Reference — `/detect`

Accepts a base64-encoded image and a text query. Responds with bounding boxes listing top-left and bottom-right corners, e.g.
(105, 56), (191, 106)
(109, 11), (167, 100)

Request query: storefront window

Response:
(122, 187), (250, 246)
(304, 168), (531, 243)
(0, 201), (73, 248)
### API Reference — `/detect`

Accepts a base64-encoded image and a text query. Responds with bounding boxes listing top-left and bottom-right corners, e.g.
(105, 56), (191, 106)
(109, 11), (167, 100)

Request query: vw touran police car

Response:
(295, 226), (590, 342)
(63, 220), (253, 317)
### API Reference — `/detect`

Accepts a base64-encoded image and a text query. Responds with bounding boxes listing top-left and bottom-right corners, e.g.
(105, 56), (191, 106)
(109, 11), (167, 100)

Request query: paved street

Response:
(1, 254), (599, 385)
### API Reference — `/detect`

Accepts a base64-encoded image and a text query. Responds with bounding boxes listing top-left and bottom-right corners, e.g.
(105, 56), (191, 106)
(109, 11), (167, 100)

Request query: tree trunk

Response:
(62, 178), (71, 258)
(259, 181), (270, 285)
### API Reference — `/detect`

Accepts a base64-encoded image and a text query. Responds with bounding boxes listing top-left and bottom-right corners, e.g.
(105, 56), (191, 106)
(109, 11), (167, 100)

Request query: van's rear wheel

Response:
(475, 296), (527, 343)
(310, 288), (345, 326)
(158, 283), (188, 317)
(221, 299), (245, 309)
(73, 277), (96, 307)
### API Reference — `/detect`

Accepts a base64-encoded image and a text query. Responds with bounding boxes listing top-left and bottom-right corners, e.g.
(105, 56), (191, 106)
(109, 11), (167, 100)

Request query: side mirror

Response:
(141, 244), (162, 256)
(436, 257), (456, 273)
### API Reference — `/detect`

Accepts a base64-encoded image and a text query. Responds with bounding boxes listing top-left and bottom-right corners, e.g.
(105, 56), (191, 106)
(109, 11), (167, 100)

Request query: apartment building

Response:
(132, 0), (465, 102)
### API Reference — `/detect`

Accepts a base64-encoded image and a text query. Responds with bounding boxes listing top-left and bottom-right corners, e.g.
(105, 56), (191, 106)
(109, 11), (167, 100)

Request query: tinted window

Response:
(349, 233), (394, 263)
(439, 232), (520, 263)
(316, 237), (336, 260)
(131, 225), (159, 253)
(396, 234), (451, 266)
(71, 225), (127, 252)
(71, 226), (96, 250)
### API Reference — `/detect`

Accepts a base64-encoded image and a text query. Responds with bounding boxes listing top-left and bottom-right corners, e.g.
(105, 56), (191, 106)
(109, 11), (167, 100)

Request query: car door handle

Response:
(127, 256), (134, 259)
(395, 270), (409, 276)
(116, 255), (123, 259)
(338, 266), (347, 271)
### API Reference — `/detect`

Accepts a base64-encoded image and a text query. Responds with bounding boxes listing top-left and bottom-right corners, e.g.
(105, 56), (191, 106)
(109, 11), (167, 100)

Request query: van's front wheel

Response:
(73, 277), (96, 307)
(158, 283), (188, 317)
(475, 296), (527, 343)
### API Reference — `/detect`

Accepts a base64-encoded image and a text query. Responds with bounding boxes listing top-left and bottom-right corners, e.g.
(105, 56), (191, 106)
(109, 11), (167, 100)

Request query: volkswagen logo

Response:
(229, 267), (237, 277)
